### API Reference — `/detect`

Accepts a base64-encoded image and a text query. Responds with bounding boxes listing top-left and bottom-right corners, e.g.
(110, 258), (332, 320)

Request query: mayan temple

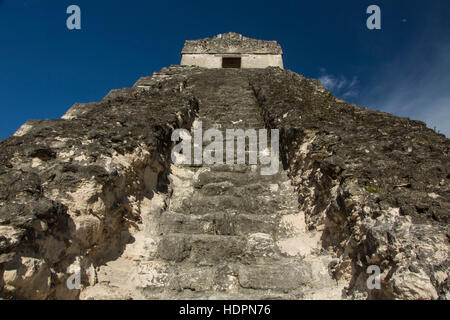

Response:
(0, 33), (448, 300)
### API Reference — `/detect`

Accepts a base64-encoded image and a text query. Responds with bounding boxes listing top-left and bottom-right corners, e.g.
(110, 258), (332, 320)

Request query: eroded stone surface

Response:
(249, 68), (449, 299)
(1, 66), (448, 300)
(78, 69), (343, 300)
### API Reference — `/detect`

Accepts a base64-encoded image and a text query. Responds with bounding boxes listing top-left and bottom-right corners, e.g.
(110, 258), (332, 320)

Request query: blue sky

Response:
(0, 0), (449, 139)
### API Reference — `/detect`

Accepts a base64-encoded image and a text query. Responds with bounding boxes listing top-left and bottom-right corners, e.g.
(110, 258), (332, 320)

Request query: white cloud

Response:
(318, 69), (359, 99)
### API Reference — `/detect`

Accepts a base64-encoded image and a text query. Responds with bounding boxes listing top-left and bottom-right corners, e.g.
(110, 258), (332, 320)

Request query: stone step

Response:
(208, 164), (252, 173)
(142, 290), (299, 300)
(198, 108), (261, 114)
(157, 233), (246, 264)
(172, 163), (255, 174)
(196, 115), (263, 121)
(192, 183), (296, 204)
(157, 233), (282, 265)
(200, 139), (272, 147)
(236, 262), (312, 292)
(184, 194), (290, 216)
(157, 211), (280, 236)
(193, 170), (280, 188)
(197, 112), (261, 118)
(194, 125), (266, 132)
(197, 117), (262, 123)
(82, 253), (334, 299)
(197, 113), (262, 119)
(169, 182), (298, 214)
(138, 265), (306, 299)
(148, 261), (311, 295)
(200, 181), (280, 197)
(181, 153), (280, 166)
(138, 259), (315, 296)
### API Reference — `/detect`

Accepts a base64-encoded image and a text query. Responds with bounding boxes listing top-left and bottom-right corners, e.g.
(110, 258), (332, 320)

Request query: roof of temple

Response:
(181, 32), (283, 55)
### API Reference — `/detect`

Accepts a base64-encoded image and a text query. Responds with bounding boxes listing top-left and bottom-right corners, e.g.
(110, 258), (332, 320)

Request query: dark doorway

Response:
(222, 57), (241, 68)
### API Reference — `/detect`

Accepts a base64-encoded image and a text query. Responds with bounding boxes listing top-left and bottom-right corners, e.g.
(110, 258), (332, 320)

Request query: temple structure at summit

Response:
(181, 32), (284, 69)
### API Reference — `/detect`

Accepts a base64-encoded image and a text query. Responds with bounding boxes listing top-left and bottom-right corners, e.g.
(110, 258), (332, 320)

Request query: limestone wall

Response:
(181, 54), (222, 68)
(241, 54), (284, 69)
(181, 54), (284, 69)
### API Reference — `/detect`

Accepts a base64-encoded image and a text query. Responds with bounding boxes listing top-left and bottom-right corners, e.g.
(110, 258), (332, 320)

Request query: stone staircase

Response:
(80, 69), (345, 300)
